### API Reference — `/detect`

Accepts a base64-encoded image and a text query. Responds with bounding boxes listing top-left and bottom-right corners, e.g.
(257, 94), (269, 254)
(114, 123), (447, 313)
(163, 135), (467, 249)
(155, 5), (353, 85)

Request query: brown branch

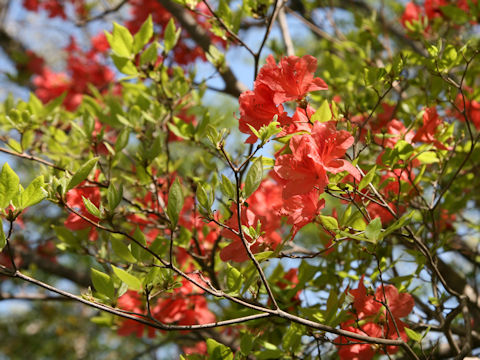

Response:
(76, 0), (129, 26)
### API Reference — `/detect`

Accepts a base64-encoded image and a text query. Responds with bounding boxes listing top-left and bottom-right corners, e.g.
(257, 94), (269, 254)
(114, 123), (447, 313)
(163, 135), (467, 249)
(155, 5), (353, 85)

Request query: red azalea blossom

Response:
(238, 84), (287, 143)
(90, 32), (110, 53)
(278, 189), (325, 239)
(401, 2), (424, 28)
(424, 0), (448, 19)
(274, 121), (360, 198)
(219, 206), (282, 263)
(277, 106), (315, 138)
(255, 55), (328, 104)
(64, 183), (101, 231)
(412, 107), (451, 150)
(374, 119), (415, 149)
(454, 93), (480, 130)
(336, 277), (414, 359)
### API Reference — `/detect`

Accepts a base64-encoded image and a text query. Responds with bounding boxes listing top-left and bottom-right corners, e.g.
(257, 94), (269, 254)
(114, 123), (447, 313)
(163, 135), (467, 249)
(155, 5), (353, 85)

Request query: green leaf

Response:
(0, 222), (5, 251)
(206, 339), (233, 360)
(82, 196), (101, 218)
(0, 163), (20, 209)
(283, 323), (302, 352)
(107, 183), (123, 211)
(112, 265), (142, 291)
(133, 15), (153, 53)
(404, 327), (422, 342)
(365, 217), (382, 242)
(416, 151), (439, 164)
(167, 179), (184, 228)
(108, 23), (134, 58)
(140, 42), (159, 66)
(240, 333), (253, 355)
(111, 236), (137, 263)
(16, 175), (46, 209)
(91, 268), (115, 299)
(67, 157), (99, 191)
(196, 183), (210, 210)
(111, 54), (138, 75)
(226, 263), (243, 294)
(311, 100), (332, 122)
(320, 215), (338, 230)
(254, 251), (273, 262)
(21, 129), (35, 151)
(164, 18), (181, 53)
(358, 166), (377, 191)
(221, 175), (236, 199)
(244, 157), (263, 198)
(115, 128), (130, 152)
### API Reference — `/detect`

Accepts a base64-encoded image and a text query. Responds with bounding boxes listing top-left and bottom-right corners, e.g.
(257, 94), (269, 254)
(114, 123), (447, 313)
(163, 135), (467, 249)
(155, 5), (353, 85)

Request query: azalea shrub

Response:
(0, 0), (479, 359)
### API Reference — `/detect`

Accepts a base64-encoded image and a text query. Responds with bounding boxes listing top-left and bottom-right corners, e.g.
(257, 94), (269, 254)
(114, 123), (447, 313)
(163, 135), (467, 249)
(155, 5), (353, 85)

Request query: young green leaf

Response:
(67, 157), (99, 191)
(16, 176), (46, 210)
(221, 175), (236, 199)
(112, 266), (142, 291)
(82, 196), (101, 218)
(91, 268), (115, 299)
(111, 236), (137, 263)
(320, 215), (338, 230)
(358, 166), (376, 191)
(107, 183), (123, 211)
(0, 223), (5, 251)
(164, 19), (181, 53)
(365, 217), (382, 242)
(140, 42), (159, 66)
(206, 339), (233, 360)
(244, 157), (263, 198)
(311, 100), (332, 122)
(404, 327), (422, 342)
(133, 15), (153, 53)
(226, 263), (243, 294)
(167, 179), (184, 228)
(0, 163), (20, 209)
(109, 23), (134, 58)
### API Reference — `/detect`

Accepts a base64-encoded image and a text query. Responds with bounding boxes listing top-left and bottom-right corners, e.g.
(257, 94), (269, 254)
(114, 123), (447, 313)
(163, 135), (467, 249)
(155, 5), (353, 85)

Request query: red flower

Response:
(274, 121), (359, 198)
(374, 119), (415, 149)
(255, 55), (328, 104)
(278, 189), (325, 239)
(91, 33), (110, 53)
(454, 93), (480, 130)
(424, 0), (448, 19)
(64, 183), (100, 231)
(412, 107), (450, 150)
(238, 84), (288, 143)
(336, 277), (414, 359)
(219, 206), (282, 262)
(401, 2), (424, 28)
(336, 321), (379, 360)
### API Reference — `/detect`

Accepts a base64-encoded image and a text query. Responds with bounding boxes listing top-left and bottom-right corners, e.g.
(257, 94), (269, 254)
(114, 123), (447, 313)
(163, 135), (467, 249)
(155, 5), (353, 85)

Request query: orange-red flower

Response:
(255, 55), (328, 105)
(274, 121), (359, 198)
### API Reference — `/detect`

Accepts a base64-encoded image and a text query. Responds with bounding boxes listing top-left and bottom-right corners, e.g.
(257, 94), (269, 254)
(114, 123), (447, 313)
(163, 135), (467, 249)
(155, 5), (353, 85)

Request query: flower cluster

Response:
(239, 55), (328, 143)
(33, 36), (114, 110)
(336, 277), (414, 359)
(401, 0), (478, 30)
(117, 279), (215, 338)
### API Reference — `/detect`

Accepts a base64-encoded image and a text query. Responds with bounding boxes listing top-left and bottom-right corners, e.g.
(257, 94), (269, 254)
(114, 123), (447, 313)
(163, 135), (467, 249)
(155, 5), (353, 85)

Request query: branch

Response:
(76, 0), (129, 26)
